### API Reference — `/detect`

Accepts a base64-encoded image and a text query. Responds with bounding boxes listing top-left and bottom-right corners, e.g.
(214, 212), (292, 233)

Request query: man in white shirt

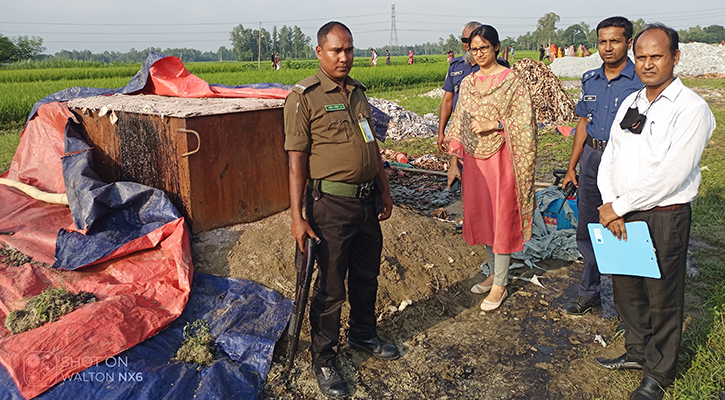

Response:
(595, 24), (715, 400)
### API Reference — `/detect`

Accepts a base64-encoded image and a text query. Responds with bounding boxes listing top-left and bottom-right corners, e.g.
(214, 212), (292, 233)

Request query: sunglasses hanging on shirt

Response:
(619, 87), (663, 135)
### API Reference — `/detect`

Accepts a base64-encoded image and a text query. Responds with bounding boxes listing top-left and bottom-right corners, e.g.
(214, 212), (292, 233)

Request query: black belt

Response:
(585, 135), (607, 151)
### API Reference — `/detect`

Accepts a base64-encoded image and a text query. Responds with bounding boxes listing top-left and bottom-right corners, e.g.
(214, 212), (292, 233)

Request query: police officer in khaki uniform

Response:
(284, 21), (399, 398)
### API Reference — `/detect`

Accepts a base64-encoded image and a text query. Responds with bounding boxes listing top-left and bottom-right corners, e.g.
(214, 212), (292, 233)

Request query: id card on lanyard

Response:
(358, 117), (375, 143)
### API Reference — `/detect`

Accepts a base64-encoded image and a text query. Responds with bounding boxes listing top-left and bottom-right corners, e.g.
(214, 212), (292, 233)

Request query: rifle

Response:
(285, 236), (317, 372)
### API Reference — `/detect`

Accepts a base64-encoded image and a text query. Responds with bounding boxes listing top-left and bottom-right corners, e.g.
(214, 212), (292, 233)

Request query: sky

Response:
(1, 0), (724, 55)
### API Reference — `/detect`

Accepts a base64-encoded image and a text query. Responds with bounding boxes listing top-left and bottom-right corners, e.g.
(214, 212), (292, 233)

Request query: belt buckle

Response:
(593, 138), (605, 151)
(358, 181), (373, 198)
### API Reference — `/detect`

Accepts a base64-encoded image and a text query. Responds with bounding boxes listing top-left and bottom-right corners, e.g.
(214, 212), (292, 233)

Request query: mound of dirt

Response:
(5, 288), (96, 334)
(192, 202), (634, 399)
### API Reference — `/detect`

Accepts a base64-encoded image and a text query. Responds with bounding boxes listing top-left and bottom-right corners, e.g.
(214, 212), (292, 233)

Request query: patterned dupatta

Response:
(445, 69), (538, 242)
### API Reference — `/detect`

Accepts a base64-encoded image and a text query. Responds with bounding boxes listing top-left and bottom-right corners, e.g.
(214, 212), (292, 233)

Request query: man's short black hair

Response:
(597, 17), (633, 40)
(317, 21), (353, 46)
(633, 23), (679, 57)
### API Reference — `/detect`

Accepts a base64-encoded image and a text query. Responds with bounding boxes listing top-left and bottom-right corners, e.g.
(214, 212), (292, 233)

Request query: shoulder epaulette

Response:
(292, 76), (320, 94)
(350, 78), (367, 91)
(581, 69), (598, 82)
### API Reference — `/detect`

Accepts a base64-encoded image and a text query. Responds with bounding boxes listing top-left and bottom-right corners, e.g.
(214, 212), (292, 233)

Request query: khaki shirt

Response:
(284, 69), (378, 184)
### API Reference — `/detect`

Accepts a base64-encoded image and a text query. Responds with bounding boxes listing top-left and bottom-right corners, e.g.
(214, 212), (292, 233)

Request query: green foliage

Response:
(0, 35), (16, 64)
(0, 35), (44, 63)
(678, 25), (725, 44)
(533, 12), (561, 47)
(13, 36), (45, 61)
(230, 24), (311, 62)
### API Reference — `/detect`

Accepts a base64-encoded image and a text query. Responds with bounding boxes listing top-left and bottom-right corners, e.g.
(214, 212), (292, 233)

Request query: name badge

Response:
(583, 95), (597, 101)
(358, 118), (375, 143)
(325, 104), (345, 112)
(450, 71), (463, 77)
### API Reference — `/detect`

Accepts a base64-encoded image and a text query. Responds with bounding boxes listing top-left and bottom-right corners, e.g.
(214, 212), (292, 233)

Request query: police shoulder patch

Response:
(581, 69), (597, 83)
(351, 78), (367, 91)
(291, 76), (320, 94)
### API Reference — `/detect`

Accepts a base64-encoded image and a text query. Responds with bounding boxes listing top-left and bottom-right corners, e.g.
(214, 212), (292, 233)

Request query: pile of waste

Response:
(4, 287), (97, 334)
(513, 58), (577, 126)
(369, 98), (438, 140)
(174, 319), (217, 365)
(417, 88), (445, 98)
(550, 42), (725, 78)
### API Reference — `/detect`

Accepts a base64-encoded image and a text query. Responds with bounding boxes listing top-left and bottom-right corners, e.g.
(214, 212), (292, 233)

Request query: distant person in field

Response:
(550, 43), (558, 60)
(558, 45), (564, 58)
(447, 50), (454, 64)
(509, 46), (515, 63)
(501, 45), (508, 62)
(539, 45), (545, 61)
(437, 21), (481, 152)
(444, 24), (537, 312)
(275, 52), (281, 70)
(270, 52), (275, 69)
(408, 49), (414, 64)
(594, 24), (714, 400)
(370, 48), (378, 66)
(560, 17), (643, 319)
(386, 49), (391, 65)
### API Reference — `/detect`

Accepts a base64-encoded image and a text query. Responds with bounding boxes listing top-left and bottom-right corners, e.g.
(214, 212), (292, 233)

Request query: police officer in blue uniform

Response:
(560, 16), (643, 316)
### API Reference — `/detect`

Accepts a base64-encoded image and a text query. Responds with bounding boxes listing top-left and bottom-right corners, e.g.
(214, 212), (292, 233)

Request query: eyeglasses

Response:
(461, 37), (470, 44)
(470, 45), (492, 54)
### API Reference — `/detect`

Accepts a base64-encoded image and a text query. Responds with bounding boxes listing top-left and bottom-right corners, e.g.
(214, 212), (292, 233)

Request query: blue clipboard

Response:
(588, 221), (660, 279)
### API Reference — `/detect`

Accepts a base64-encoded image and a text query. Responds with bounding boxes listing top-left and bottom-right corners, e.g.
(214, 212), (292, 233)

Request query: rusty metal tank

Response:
(68, 94), (289, 233)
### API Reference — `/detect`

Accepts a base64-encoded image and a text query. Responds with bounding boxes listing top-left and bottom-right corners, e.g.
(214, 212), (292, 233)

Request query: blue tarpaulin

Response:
(0, 273), (293, 400)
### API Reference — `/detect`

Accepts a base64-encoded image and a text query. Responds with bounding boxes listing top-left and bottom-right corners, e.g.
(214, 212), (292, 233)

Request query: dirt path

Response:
(193, 194), (632, 399)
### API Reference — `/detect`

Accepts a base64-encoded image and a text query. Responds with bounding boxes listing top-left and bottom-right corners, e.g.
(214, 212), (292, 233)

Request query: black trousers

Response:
(576, 144), (604, 299)
(305, 186), (382, 368)
(614, 204), (691, 387)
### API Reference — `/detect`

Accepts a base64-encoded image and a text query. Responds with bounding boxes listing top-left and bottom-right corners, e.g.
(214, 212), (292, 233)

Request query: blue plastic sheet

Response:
(0, 273), (293, 400)
(55, 119), (183, 270)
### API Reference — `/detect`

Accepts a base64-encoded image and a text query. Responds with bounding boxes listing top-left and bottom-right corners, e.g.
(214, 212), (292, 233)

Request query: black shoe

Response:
(347, 336), (401, 360)
(312, 364), (349, 398)
(615, 321), (626, 337)
(561, 296), (601, 315)
(595, 353), (643, 370)
(630, 376), (664, 400)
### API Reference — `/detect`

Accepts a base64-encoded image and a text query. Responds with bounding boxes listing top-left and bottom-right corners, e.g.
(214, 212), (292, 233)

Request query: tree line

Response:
(0, 35), (45, 63)
(501, 13), (725, 51)
(230, 24), (312, 62)
(2, 16), (724, 65)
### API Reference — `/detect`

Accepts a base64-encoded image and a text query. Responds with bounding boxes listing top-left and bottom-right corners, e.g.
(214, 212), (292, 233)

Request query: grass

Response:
(0, 122), (22, 173)
(664, 91), (725, 399)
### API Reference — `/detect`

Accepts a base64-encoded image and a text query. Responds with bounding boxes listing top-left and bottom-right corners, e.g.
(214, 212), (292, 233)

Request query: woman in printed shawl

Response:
(444, 24), (537, 311)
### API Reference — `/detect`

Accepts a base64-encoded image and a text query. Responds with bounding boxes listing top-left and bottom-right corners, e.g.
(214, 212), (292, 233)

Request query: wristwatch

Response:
(497, 120), (503, 130)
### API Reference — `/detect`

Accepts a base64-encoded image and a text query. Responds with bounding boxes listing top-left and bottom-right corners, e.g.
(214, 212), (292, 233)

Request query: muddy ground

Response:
(192, 170), (640, 400)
